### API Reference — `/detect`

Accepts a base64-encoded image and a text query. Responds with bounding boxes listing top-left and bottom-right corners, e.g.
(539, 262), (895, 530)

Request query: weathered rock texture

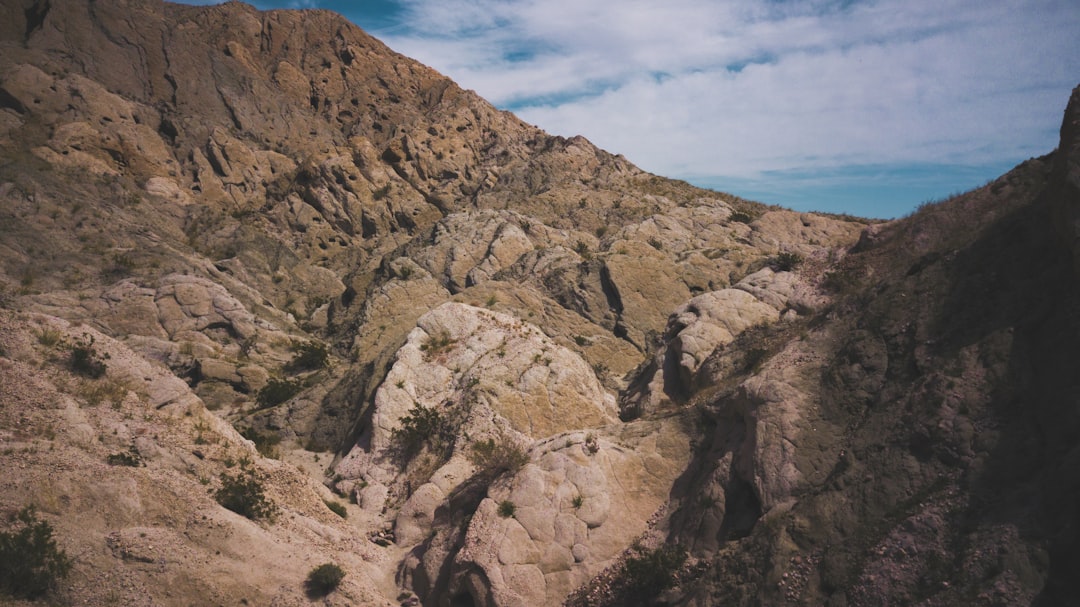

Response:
(0, 1), (1077, 606)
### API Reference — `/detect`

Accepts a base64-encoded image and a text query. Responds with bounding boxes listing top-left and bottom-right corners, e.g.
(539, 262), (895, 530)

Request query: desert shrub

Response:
(256, 378), (302, 409)
(468, 435), (528, 478)
(743, 347), (769, 374)
(305, 563), (345, 597)
(284, 341), (329, 373)
(214, 465), (277, 521)
(497, 500), (516, 518)
(420, 331), (455, 359)
(822, 263), (863, 294)
(729, 211), (754, 224)
(617, 544), (688, 605)
(771, 251), (803, 272)
(68, 335), (108, 378)
(78, 377), (129, 408)
(390, 403), (446, 456)
(34, 327), (62, 347)
(0, 506), (72, 600)
(239, 427), (281, 458)
(107, 448), (143, 467)
(324, 500), (347, 519)
(572, 494), (584, 509)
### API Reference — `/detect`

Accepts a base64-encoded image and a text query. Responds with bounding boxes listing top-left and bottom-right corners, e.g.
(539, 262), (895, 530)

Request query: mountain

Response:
(0, 1), (1076, 605)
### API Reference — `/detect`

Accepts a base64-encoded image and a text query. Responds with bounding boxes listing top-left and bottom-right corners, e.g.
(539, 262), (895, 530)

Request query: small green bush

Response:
(497, 500), (516, 518)
(468, 436), (528, 478)
(572, 494), (584, 509)
(324, 500), (347, 519)
(771, 251), (803, 272)
(34, 328), (62, 347)
(68, 335), (108, 378)
(107, 448), (143, 467)
(0, 506), (72, 600)
(618, 544), (687, 605)
(743, 348), (769, 374)
(305, 563), (345, 597)
(256, 378), (302, 409)
(390, 403), (446, 456)
(285, 341), (329, 374)
(214, 465), (277, 521)
(239, 427), (282, 459)
(419, 331), (455, 359)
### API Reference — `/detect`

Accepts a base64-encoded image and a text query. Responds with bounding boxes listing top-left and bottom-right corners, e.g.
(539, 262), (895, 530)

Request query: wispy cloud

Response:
(367, 0), (1079, 214)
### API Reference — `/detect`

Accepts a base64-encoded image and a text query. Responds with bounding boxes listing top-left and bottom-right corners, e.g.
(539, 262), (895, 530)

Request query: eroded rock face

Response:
(337, 303), (617, 510)
(14, 2), (1073, 607)
(443, 419), (691, 607)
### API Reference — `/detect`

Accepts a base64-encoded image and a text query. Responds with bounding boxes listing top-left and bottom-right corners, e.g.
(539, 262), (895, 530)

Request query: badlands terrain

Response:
(0, 1), (1077, 605)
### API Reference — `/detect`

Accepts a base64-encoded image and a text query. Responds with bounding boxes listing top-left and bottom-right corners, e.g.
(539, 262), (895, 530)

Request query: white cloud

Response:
(378, 0), (1080, 188)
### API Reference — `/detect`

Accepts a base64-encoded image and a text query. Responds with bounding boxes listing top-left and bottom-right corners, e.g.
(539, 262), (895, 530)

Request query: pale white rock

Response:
(444, 420), (691, 606)
(669, 289), (779, 377)
(734, 267), (825, 314)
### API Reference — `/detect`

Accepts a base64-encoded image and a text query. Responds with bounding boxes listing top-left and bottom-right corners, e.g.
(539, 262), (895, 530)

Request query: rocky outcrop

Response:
(442, 419), (690, 607)
(337, 303), (618, 521)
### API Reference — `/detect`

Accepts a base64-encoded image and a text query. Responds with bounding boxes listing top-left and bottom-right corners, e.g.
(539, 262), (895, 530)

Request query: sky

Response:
(181, 0), (1080, 218)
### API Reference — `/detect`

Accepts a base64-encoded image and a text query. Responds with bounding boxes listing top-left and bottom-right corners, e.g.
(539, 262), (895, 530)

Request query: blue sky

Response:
(181, 0), (1080, 218)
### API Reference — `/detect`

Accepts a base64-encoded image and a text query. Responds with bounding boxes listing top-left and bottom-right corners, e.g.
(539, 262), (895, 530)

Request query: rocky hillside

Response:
(0, 0), (1075, 605)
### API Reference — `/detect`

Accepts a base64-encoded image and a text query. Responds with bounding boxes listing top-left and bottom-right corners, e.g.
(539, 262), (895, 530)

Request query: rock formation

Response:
(0, 1), (1076, 606)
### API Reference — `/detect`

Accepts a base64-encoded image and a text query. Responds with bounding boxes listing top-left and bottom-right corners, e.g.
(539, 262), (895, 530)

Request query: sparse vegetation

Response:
(572, 494), (584, 509)
(35, 327), (62, 347)
(743, 347), (769, 374)
(284, 340), (329, 373)
(305, 563), (345, 597)
(214, 464), (277, 521)
(373, 184), (392, 200)
(68, 334), (108, 378)
(420, 330), (455, 359)
(390, 403), (448, 457)
(771, 251), (803, 271)
(324, 499), (347, 519)
(239, 426), (282, 458)
(0, 506), (72, 600)
(616, 543), (688, 605)
(107, 448), (144, 467)
(78, 377), (129, 408)
(256, 378), (302, 409)
(468, 434), (529, 478)
(497, 500), (516, 518)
